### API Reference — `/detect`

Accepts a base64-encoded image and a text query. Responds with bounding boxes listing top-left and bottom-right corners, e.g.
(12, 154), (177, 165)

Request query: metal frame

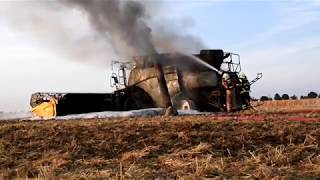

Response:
(110, 61), (135, 90)
(221, 52), (241, 73)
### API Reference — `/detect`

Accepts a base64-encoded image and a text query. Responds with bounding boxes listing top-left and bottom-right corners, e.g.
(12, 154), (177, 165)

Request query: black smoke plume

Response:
(3, 0), (206, 65)
(61, 0), (156, 56)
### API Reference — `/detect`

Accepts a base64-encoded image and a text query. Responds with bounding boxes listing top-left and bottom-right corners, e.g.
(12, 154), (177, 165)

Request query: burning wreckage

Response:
(30, 49), (262, 118)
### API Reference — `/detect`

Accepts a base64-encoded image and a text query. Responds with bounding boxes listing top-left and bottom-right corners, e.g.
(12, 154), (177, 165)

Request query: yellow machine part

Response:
(31, 98), (57, 118)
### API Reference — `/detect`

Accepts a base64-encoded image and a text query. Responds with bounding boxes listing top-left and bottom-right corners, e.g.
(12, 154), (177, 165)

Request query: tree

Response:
(308, 92), (318, 99)
(260, 96), (269, 101)
(274, 93), (281, 100)
(290, 95), (298, 100)
(281, 94), (290, 100)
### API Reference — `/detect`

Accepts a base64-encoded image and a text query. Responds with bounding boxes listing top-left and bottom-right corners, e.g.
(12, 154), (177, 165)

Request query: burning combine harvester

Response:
(30, 49), (262, 118)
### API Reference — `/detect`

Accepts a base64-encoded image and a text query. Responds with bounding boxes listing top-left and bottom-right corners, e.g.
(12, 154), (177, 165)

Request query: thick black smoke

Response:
(62, 0), (157, 56)
(3, 0), (206, 65)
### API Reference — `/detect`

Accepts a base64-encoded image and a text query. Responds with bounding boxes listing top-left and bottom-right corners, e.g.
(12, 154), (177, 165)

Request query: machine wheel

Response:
(124, 98), (140, 110)
(179, 99), (195, 110)
(123, 87), (154, 111)
(172, 94), (195, 110)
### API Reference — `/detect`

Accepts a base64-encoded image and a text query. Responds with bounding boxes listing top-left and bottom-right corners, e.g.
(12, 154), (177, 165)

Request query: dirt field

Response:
(252, 99), (320, 113)
(1, 110), (320, 179)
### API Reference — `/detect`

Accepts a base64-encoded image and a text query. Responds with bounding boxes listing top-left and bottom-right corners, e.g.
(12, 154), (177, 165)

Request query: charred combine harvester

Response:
(30, 49), (262, 118)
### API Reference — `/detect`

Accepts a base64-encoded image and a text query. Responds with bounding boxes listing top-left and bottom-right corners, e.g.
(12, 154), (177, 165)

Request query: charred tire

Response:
(123, 88), (154, 111)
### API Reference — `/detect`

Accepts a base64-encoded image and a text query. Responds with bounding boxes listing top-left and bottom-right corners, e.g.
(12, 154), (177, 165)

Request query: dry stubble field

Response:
(1, 100), (320, 179)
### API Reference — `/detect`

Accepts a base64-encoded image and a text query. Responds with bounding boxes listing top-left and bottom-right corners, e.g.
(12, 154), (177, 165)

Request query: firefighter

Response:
(222, 73), (235, 112)
(238, 72), (251, 108)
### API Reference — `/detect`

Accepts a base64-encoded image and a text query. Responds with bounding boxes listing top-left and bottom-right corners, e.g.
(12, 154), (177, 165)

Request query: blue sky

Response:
(0, 0), (319, 111)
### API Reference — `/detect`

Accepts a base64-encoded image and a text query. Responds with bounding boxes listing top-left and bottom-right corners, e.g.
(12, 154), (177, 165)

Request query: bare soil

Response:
(1, 111), (320, 179)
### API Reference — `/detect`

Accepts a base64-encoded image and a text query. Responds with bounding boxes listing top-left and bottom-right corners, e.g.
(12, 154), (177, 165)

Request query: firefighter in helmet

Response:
(238, 72), (251, 108)
(222, 73), (236, 112)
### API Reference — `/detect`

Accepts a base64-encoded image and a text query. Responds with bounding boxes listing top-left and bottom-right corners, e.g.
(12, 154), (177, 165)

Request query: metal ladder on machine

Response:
(110, 61), (134, 90)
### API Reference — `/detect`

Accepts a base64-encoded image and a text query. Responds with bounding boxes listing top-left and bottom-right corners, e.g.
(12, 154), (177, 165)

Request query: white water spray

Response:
(180, 53), (223, 75)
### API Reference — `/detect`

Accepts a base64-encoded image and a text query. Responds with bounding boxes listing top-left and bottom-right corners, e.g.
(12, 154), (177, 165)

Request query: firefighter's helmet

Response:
(222, 73), (230, 80)
(239, 72), (247, 79)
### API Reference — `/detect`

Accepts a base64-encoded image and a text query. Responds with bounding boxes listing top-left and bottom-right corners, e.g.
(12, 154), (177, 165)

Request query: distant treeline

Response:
(259, 92), (319, 101)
